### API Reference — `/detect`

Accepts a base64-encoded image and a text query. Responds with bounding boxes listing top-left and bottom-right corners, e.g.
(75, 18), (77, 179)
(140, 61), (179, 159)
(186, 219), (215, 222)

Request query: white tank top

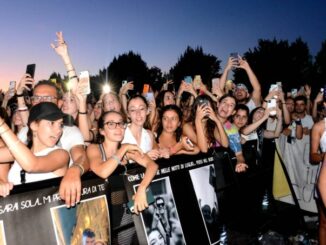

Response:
(320, 118), (326, 152)
(8, 146), (61, 185)
(121, 125), (153, 153)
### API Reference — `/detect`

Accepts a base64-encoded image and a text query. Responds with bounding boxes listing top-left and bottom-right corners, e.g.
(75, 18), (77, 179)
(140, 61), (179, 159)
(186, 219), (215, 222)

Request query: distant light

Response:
(66, 81), (72, 91)
(103, 84), (111, 93)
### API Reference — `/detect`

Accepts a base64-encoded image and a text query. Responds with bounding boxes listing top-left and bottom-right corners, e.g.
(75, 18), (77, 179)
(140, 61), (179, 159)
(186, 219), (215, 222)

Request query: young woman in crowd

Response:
(311, 114), (326, 245)
(183, 95), (229, 153)
(156, 104), (199, 156)
(61, 92), (79, 121)
(102, 92), (122, 113)
(122, 94), (162, 160)
(0, 102), (70, 196)
(87, 110), (158, 214)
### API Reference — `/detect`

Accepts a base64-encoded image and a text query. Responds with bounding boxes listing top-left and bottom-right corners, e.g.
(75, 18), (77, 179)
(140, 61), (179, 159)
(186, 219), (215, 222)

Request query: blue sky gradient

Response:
(0, 0), (325, 90)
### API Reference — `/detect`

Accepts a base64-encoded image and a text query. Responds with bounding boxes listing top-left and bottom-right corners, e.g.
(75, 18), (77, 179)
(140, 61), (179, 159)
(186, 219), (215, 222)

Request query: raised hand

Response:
(50, 31), (68, 57)
(17, 74), (34, 94)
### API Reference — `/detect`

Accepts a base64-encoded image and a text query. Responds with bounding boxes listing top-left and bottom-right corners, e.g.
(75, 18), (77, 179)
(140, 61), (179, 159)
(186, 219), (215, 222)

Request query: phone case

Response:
(9, 81), (16, 97)
(26, 64), (36, 78)
(143, 84), (150, 94)
(78, 71), (91, 95)
(184, 76), (192, 84)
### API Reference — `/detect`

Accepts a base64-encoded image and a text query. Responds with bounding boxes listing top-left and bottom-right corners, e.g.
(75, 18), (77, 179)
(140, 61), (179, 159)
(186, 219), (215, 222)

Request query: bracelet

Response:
(8, 139), (21, 152)
(67, 69), (75, 73)
(264, 99), (268, 102)
(16, 93), (24, 97)
(78, 111), (87, 115)
(111, 155), (121, 165)
(69, 75), (78, 80)
(71, 163), (85, 176)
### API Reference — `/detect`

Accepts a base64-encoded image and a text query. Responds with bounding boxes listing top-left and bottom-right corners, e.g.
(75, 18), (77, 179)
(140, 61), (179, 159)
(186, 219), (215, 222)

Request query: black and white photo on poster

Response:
(50, 195), (110, 245)
(189, 164), (220, 245)
(0, 220), (7, 245)
(133, 177), (186, 245)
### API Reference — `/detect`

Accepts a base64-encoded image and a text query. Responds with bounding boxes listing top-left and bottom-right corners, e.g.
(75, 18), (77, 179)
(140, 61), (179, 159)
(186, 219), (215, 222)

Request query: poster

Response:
(0, 177), (110, 245)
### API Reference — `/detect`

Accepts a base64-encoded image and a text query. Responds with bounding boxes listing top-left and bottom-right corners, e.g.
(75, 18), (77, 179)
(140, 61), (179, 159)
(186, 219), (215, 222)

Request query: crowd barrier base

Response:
(0, 149), (308, 245)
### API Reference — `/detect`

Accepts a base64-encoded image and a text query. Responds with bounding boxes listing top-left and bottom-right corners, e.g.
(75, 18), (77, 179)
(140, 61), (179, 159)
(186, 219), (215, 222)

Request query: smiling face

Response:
(234, 87), (249, 102)
(217, 96), (236, 120)
(148, 229), (165, 245)
(252, 108), (265, 123)
(162, 109), (180, 134)
(233, 109), (248, 129)
(32, 119), (64, 148)
(102, 93), (121, 112)
(100, 112), (126, 142)
(61, 93), (78, 117)
(285, 98), (294, 113)
(127, 97), (148, 127)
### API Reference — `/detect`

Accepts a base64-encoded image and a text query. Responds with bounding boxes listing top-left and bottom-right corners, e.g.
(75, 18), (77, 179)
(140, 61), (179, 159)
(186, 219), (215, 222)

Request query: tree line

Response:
(50, 37), (326, 99)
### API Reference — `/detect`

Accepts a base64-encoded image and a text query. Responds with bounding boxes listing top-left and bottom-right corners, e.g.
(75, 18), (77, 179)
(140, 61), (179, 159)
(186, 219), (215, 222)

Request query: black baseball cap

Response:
(28, 102), (74, 126)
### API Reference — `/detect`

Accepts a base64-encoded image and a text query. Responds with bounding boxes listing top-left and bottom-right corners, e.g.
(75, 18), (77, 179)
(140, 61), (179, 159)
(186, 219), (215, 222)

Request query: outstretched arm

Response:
(51, 31), (78, 93)
(238, 57), (261, 106)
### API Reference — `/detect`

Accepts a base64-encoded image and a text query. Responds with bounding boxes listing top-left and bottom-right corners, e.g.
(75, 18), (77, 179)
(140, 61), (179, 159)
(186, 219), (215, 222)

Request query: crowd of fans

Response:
(0, 32), (325, 244)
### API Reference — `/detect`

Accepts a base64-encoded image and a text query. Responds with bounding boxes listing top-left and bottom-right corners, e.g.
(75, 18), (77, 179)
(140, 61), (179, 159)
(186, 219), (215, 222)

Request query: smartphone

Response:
(276, 81), (282, 90)
(9, 81), (16, 97)
(122, 80), (128, 86)
(184, 76), (192, 84)
(291, 88), (298, 98)
(127, 188), (155, 213)
(230, 52), (239, 66)
(198, 98), (208, 106)
(26, 64), (35, 78)
(269, 84), (278, 92)
(211, 78), (220, 89)
(77, 71), (91, 95)
(267, 98), (277, 116)
(25, 64), (35, 90)
(144, 92), (154, 102)
(193, 75), (202, 89)
(143, 84), (150, 94)
(298, 86), (305, 95)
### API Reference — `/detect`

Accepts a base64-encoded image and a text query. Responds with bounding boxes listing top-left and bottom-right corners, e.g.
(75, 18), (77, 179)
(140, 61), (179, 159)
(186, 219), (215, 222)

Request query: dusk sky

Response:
(0, 0), (325, 91)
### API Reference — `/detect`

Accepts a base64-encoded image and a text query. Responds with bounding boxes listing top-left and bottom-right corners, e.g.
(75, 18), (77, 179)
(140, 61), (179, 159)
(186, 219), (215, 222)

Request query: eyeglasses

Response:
(104, 121), (127, 129)
(156, 202), (165, 208)
(31, 95), (57, 103)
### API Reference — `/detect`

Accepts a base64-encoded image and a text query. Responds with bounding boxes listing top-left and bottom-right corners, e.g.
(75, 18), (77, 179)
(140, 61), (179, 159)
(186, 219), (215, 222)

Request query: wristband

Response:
(16, 93), (24, 97)
(111, 155), (121, 165)
(71, 163), (85, 176)
(295, 120), (302, 126)
(69, 75), (78, 80)
(78, 111), (87, 115)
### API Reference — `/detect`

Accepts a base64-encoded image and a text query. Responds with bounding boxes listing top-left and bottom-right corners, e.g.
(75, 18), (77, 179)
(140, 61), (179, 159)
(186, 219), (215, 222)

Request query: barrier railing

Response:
(0, 148), (302, 245)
